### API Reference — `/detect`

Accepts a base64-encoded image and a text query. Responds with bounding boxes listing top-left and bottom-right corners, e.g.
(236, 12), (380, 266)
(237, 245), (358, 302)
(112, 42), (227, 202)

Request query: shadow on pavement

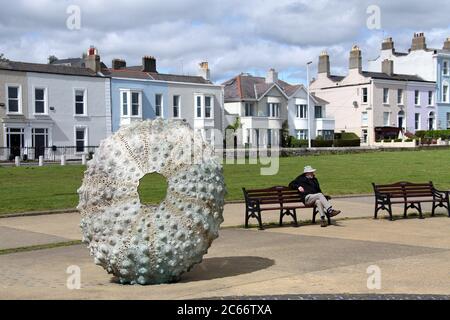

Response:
(180, 256), (275, 282)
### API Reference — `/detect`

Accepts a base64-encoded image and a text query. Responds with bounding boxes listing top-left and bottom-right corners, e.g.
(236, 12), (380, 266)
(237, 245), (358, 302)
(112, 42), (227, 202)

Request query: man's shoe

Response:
(320, 219), (328, 227)
(328, 209), (341, 217)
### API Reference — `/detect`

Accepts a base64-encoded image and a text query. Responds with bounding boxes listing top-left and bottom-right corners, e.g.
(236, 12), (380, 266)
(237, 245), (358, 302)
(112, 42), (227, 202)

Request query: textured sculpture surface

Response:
(77, 119), (225, 285)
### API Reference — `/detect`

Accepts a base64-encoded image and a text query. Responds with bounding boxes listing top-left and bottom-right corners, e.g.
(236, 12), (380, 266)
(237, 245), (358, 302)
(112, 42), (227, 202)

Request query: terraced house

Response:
(0, 48), (111, 160)
(367, 33), (450, 130)
(104, 57), (224, 145)
(223, 69), (334, 147)
(310, 46), (435, 145)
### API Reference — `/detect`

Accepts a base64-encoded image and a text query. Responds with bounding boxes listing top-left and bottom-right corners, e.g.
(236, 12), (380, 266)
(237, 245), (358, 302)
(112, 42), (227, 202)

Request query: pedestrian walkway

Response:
(0, 196), (449, 299)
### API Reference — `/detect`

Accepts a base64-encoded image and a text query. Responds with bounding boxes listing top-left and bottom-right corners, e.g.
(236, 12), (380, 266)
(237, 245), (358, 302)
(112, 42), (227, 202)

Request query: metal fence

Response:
(0, 146), (98, 162)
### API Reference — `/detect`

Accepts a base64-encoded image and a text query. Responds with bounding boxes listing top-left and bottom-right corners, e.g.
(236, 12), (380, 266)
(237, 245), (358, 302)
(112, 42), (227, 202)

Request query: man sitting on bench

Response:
(289, 165), (341, 227)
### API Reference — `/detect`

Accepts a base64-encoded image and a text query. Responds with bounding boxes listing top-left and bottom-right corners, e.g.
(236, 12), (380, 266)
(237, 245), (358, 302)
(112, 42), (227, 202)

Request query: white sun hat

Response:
(303, 165), (317, 173)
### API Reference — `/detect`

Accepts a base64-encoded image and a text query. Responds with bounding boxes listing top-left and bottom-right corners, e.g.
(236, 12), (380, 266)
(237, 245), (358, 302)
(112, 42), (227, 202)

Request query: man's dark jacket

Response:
(289, 173), (322, 202)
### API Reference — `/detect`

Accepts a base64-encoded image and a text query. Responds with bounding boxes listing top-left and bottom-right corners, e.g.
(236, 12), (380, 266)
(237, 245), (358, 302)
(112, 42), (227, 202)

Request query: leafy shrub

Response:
(415, 130), (450, 139)
(333, 131), (360, 147)
(393, 139), (402, 142)
(312, 139), (333, 147)
(334, 139), (360, 147)
(289, 137), (308, 148)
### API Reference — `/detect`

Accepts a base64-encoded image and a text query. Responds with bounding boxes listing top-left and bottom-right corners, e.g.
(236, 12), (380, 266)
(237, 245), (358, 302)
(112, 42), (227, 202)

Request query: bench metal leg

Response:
(418, 202), (424, 219)
(374, 199), (393, 220)
(256, 211), (264, 230)
(280, 209), (299, 227)
(245, 209), (264, 230)
(245, 208), (249, 228)
(312, 207), (318, 224)
(432, 199), (450, 217)
(292, 209), (299, 227)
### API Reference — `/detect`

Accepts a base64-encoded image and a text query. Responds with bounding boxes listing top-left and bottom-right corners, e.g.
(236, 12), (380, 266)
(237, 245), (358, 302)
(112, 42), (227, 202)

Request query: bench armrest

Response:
(246, 198), (261, 209)
(375, 192), (391, 202)
(432, 189), (449, 200)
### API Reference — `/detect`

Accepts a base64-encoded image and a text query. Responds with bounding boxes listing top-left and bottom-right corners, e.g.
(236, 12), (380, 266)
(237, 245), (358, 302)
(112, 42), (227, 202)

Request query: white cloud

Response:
(0, 0), (449, 83)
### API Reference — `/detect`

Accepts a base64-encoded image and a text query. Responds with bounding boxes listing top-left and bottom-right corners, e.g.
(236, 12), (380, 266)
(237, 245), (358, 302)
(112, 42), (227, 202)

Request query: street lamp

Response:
(306, 61), (313, 149)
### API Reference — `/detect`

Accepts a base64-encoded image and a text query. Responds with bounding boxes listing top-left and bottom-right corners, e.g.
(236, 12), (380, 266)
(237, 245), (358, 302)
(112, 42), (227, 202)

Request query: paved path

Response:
(1, 196), (449, 299)
(1, 196), (447, 251)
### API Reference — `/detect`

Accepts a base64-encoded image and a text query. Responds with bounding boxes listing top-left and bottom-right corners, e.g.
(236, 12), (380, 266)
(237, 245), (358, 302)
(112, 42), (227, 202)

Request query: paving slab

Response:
(1, 219), (449, 299)
(0, 226), (70, 250)
(0, 212), (81, 241)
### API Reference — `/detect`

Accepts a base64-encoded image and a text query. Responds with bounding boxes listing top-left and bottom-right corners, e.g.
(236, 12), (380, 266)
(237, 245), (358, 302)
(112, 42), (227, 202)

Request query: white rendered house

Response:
(223, 69), (334, 147)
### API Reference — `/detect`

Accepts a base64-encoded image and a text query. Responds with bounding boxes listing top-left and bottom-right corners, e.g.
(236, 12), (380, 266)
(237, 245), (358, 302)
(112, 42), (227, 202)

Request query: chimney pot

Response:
(84, 46), (101, 72)
(112, 59), (126, 69)
(142, 56), (157, 73)
(198, 61), (210, 80)
(318, 51), (330, 76)
(382, 37), (394, 51)
(411, 32), (427, 51)
(382, 59), (394, 76)
(349, 45), (362, 72)
(266, 68), (278, 84)
(443, 37), (450, 51)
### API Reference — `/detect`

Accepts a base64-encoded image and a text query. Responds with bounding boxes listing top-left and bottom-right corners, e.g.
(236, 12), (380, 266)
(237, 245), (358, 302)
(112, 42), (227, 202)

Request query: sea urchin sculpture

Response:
(77, 119), (225, 285)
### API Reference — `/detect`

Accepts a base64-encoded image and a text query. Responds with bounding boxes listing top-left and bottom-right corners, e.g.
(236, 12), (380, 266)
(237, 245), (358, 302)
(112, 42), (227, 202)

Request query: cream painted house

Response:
(310, 46), (435, 145)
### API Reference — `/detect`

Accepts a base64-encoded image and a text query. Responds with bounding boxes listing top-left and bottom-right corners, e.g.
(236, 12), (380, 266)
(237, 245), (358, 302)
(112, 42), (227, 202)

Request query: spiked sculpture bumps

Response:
(77, 119), (225, 285)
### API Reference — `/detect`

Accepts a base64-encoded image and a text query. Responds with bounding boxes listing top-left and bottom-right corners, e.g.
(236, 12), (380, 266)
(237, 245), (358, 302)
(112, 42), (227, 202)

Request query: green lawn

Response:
(1, 149), (450, 214)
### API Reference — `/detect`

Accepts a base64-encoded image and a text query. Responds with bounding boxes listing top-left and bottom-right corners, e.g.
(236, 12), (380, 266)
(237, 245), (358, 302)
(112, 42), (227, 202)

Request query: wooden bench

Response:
(372, 181), (450, 220)
(242, 186), (331, 230)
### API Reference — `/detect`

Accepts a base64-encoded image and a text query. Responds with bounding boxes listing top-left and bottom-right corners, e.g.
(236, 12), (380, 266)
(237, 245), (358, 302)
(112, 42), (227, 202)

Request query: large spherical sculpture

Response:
(77, 119), (225, 285)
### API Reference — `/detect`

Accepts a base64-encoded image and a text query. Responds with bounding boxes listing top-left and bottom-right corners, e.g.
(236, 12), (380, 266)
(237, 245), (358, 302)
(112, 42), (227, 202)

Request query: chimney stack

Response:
(349, 45), (362, 73)
(142, 56), (157, 73)
(382, 37), (394, 51)
(411, 32), (427, 51)
(112, 59), (126, 70)
(318, 51), (330, 76)
(84, 46), (101, 73)
(382, 59), (394, 76)
(266, 68), (278, 84)
(198, 61), (210, 81)
(443, 37), (450, 51)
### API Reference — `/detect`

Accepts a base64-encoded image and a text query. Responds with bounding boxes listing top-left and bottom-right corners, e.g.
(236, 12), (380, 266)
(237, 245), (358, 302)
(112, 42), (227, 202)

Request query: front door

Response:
(32, 128), (48, 159)
(34, 135), (45, 159)
(6, 128), (24, 159)
(9, 134), (21, 157)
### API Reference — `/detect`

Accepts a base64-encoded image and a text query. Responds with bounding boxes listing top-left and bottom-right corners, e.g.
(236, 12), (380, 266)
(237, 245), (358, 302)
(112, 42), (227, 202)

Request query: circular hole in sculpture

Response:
(138, 172), (168, 205)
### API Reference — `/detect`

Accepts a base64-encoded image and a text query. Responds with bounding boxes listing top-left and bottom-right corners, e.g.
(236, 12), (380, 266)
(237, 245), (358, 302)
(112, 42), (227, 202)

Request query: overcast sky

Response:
(1, 0), (449, 84)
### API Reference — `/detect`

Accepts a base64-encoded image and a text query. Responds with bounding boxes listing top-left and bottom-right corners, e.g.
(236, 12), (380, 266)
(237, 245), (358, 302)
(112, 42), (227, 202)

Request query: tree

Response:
(281, 120), (291, 147)
(48, 55), (58, 64)
(0, 53), (8, 62)
(226, 116), (242, 132)
(225, 117), (242, 149)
